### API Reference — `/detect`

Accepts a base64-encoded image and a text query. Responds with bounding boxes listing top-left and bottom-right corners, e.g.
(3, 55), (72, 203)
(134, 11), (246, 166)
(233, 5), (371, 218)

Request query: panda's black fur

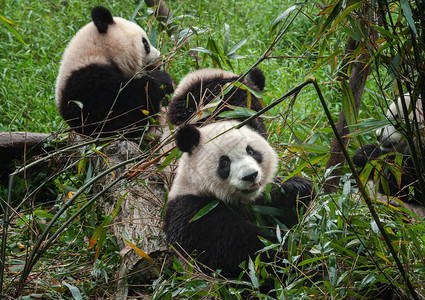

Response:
(164, 121), (314, 277)
(167, 68), (267, 136)
(353, 143), (418, 203)
(56, 6), (174, 138)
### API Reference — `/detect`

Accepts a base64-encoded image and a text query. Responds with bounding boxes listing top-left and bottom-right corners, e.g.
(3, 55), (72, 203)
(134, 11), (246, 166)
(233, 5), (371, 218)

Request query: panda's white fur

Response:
(169, 120), (277, 204)
(376, 94), (424, 153)
(56, 12), (159, 107)
(171, 68), (238, 103)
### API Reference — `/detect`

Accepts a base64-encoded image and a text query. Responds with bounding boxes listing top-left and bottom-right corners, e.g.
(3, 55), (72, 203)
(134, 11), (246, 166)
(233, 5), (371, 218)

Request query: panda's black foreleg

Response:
(256, 176), (314, 228)
(353, 143), (381, 168)
(352, 144), (421, 203)
(271, 176), (314, 210)
(146, 70), (175, 96)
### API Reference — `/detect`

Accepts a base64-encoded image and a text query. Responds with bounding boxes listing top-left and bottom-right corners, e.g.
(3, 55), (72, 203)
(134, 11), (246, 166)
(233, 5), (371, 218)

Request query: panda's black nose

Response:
(242, 171), (258, 182)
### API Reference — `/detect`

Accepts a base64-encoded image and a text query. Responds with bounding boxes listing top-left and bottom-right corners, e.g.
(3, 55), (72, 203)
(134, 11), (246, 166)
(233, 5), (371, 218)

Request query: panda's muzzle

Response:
(242, 171), (258, 182)
(239, 171), (261, 193)
(242, 182), (261, 194)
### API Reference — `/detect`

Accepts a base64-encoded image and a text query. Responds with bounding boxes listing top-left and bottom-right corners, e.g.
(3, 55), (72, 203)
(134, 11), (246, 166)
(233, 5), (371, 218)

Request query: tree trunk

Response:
(145, 0), (175, 33)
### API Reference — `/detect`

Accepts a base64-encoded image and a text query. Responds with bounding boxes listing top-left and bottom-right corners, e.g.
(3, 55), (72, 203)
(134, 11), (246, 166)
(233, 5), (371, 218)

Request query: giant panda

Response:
(164, 120), (314, 277)
(167, 68), (267, 136)
(353, 94), (424, 206)
(56, 6), (174, 138)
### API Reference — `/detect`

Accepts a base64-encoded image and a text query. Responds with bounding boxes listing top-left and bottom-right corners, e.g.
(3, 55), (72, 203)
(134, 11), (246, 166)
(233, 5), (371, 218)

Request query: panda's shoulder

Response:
(165, 195), (220, 228)
(167, 195), (217, 215)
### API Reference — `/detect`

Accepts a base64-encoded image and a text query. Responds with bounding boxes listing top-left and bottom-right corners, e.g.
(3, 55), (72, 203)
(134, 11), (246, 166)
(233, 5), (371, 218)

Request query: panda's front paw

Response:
(270, 176), (314, 209)
(148, 70), (175, 94)
(353, 143), (381, 168)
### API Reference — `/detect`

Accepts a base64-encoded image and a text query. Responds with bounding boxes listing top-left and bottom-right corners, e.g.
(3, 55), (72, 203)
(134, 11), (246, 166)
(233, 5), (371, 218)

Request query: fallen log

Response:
(0, 132), (52, 177)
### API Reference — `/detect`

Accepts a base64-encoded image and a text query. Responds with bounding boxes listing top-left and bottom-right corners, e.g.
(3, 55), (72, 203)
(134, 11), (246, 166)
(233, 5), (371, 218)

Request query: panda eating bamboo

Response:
(55, 6), (173, 138)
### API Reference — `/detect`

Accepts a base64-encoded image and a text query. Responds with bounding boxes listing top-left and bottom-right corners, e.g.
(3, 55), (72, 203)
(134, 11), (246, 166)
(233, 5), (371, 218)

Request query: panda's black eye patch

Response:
(247, 145), (262, 163)
(142, 38), (151, 54)
(217, 155), (231, 179)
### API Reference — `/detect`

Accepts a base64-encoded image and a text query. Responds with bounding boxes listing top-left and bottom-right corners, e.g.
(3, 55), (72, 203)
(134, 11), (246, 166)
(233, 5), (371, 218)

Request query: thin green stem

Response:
(0, 175), (14, 294)
(235, 78), (314, 130)
(239, 3), (304, 80)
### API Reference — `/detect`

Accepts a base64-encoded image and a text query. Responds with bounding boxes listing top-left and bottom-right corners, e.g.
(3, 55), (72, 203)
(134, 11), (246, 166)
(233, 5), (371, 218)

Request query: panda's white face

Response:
(55, 10), (160, 106)
(103, 17), (160, 75)
(376, 95), (423, 154)
(170, 121), (278, 204)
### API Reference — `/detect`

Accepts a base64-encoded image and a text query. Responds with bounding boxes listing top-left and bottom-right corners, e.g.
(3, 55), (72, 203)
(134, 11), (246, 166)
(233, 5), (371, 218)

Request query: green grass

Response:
(2, 0), (425, 299)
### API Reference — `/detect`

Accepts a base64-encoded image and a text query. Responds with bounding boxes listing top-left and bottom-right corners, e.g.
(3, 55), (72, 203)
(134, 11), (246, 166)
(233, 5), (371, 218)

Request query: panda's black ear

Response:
(245, 67), (265, 91)
(91, 6), (114, 33)
(175, 124), (200, 154)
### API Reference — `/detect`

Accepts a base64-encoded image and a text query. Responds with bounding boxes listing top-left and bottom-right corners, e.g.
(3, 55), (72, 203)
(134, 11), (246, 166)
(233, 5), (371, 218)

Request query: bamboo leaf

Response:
(224, 23), (230, 54)
(271, 5), (300, 33)
(297, 255), (327, 267)
(375, 251), (393, 265)
(230, 81), (263, 99)
(386, 53), (401, 89)
(309, 49), (342, 74)
(370, 24), (399, 41)
(328, 2), (363, 35)
(0, 14), (27, 45)
(226, 38), (248, 57)
(112, 192), (127, 219)
(283, 153), (329, 182)
(158, 147), (180, 171)
(218, 106), (257, 118)
(282, 143), (329, 154)
(78, 158), (87, 175)
(190, 200), (219, 222)
(407, 228), (424, 262)
(120, 234), (152, 261)
(341, 79), (357, 128)
(206, 37), (224, 67)
(248, 258), (259, 288)
(190, 47), (213, 55)
(69, 100), (83, 109)
(62, 281), (83, 300)
(318, 1), (343, 37)
(359, 273), (377, 289)
(130, 1), (145, 22)
(400, 0), (418, 36)
(89, 215), (112, 249)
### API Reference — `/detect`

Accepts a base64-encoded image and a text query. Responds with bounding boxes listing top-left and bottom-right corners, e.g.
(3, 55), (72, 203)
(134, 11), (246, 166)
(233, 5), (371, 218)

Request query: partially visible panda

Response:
(164, 120), (314, 277)
(56, 6), (174, 138)
(167, 68), (267, 136)
(376, 94), (424, 154)
(353, 94), (424, 206)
